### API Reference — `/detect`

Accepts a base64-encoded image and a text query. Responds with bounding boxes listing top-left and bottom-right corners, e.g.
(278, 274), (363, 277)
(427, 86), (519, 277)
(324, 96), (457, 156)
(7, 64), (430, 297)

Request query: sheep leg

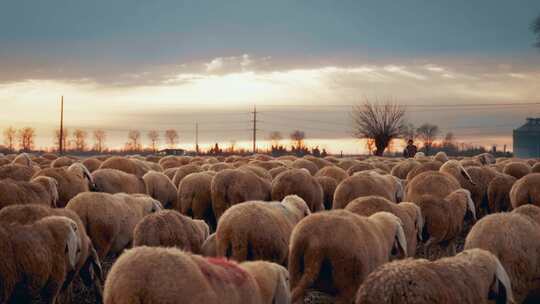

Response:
(41, 280), (61, 304)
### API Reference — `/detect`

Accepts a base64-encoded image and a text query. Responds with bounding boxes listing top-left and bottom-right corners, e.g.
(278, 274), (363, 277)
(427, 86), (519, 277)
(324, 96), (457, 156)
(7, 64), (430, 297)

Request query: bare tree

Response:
(269, 131), (283, 146)
(73, 129), (88, 151)
(416, 123), (440, 155)
(290, 130), (306, 149)
(352, 100), (406, 156)
(127, 130), (142, 151)
(3, 126), (17, 151)
(54, 128), (70, 151)
(147, 130), (160, 152)
(402, 123), (416, 141)
(18, 127), (35, 151)
(93, 129), (107, 152)
(164, 129), (179, 148)
(533, 14), (540, 48)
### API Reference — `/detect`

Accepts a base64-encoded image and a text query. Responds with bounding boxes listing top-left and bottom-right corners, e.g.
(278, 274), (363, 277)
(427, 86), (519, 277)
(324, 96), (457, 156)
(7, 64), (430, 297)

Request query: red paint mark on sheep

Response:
(199, 257), (249, 285)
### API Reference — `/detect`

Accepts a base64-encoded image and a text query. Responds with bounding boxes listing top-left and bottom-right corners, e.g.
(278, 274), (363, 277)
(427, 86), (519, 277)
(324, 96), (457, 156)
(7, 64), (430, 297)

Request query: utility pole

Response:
(195, 122), (199, 155)
(251, 105), (258, 154)
(59, 96), (64, 155)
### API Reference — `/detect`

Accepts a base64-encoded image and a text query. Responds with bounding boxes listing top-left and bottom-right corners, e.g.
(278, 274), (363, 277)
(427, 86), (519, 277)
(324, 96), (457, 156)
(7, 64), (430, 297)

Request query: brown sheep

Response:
(133, 210), (209, 253)
(211, 168), (271, 220)
(51, 156), (77, 168)
(487, 173), (517, 213)
(172, 164), (203, 188)
(0, 204), (104, 302)
(248, 160), (284, 171)
(269, 166), (288, 179)
(103, 247), (289, 304)
(509, 173), (540, 208)
(0, 163), (36, 181)
(415, 189), (476, 258)
(390, 159), (421, 179)
(291, 159), (319, 175)
(11, 152), (34, 166)
(345, 196), (423, 257)
(315, 166), (348, 183)
(303, 155), (332, 170)
(0, 176), (58, 209)
(315, 176), (338, 210)
(337, 159), (360, 170)
(289, 210), (407, 303)
(346, 162), (376, 176)
(82, 158), (102, 173)
(99, 156), (149, 177)
(239, 261), (291, 304)
(66, 192), (162, 259)
(177, 172), (216, 228)
(33, 163), (94, 207)
(333, 171), (403, 209)
(404, 171), (462, 204)
(433, 151), (449, 163)
(405, 160), (443, 181)
(465, 205), (540, 303)
(356, 248), (514, 304)
(461, 166), (498, 216)
(0, 216), (81, 304)
(271, 168), (324, 212)
(201, 233), (217, 257)
(503, 161), (531, 179)
(92, 168), (146, 194)
(143, 171), (178, 209)
(439, 160), (476, 187)
(239, 164), (272, 182)
(216, 195), (310, 265)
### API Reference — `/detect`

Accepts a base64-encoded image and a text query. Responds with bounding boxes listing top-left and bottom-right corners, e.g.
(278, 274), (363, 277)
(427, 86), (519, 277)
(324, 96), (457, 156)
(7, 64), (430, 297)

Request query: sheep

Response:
(414, 189), (476, 258)
(51, 156), (77, 168)
(211, 168), (271, 220)
(405, 160), (443, 181)
(304, 155), (332, 169)
(0, 163), (36, 181)
(33, 163), (95, 207)
(315, 166), (348, 183)
(133, 210), (209, 253)
(143, 170), (178, 209)
(473, 152), (496, 165)
(503, 161), (532, 179)
(404, 165), (465, 204)
(0, 216), (81, 303)
(239, 261), (291, 304)
(461, 166), (498, 216)
(201, 233), (217, 257)
(0, 176), (58, 209)
(103, 247), (290, 304)
(509, 173), (540, 208)
(337, 159), (360, 170)
(333, 171), (403, 209)
(248, 159), (285, 171)
(0, 204), (104, 302)
(390, 159), (421, 179)
(177, 172), (216, 229)
(216, 195), (310, 265)
(66, 192), (162, 259)
(487, 173), (517, 213)
(345, 196), (423, 257)
(99, 156), (149, 177)
(269, 166), (289, 179)
(11, 152), (34, 167)
(271, 168), (324, 212)
(208, 162), (234, 172)
(464, 204), (540, 303)
(439, 160), (476, 187)
(82, 158), (102, 173)
(158, 156), (185, 169)
(289, 210), (407, 303)
(356, 248), (514, 304)
(346, 162), (376, 176)
(239, 164), (273, 182)
(433, 151), (449, 163)
(92, 168), (146, 194)
(172, 164), (203, 188)
(315, 176), (338, 210)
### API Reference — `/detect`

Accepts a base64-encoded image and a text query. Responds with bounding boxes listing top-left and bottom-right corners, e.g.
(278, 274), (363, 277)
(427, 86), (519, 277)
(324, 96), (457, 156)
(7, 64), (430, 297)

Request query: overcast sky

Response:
(1, 0), (540, 153)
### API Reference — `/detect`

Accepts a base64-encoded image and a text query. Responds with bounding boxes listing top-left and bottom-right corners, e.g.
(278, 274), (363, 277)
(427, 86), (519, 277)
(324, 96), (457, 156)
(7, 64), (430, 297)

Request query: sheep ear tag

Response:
(66, 228), (79, 268)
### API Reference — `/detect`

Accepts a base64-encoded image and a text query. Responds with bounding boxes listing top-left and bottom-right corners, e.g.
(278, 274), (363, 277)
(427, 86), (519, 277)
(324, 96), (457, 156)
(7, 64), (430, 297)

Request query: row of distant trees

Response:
(1, 127), (181, 153)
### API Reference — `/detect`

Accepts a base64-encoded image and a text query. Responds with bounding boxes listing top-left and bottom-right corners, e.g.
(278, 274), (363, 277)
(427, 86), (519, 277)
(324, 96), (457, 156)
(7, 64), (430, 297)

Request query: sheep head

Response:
(440, 160), (476, 186)
(68, 163), (96, 191)
(32, 176), (59, 207)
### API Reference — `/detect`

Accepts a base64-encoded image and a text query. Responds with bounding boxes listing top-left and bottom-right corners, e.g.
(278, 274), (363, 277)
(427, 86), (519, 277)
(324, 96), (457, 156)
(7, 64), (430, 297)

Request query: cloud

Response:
(203, 53), (256, 74)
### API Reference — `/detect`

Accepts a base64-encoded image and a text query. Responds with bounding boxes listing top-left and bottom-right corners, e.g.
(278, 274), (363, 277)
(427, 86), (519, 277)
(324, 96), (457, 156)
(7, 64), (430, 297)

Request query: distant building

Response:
(513, 118), (540, 158)
(157, 148), (185, 156)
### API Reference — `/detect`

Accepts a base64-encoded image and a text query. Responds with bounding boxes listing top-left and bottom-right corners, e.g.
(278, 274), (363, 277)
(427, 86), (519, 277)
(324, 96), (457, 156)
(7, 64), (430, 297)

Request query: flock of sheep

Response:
(1, 150), (540, 303)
